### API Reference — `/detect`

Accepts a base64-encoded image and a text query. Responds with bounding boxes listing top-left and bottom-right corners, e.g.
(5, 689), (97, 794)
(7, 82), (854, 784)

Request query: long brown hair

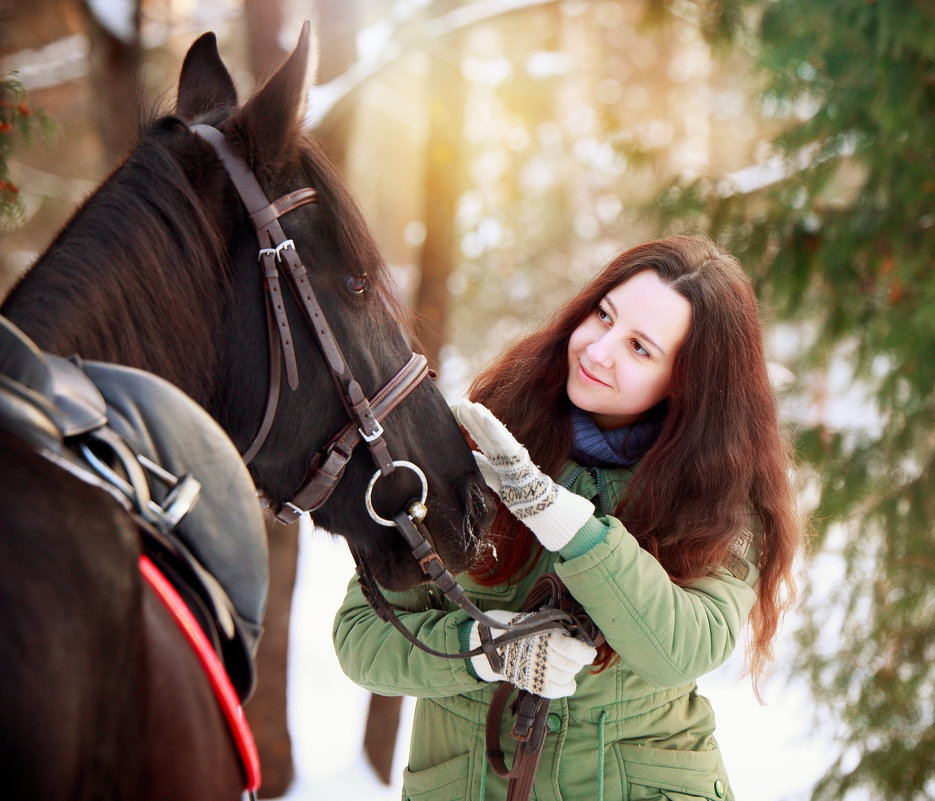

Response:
(468, 235), (801, 692)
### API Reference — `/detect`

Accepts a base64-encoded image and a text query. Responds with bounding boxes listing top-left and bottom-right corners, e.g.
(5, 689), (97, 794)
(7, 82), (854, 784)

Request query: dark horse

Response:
(0, 23), (491, 800)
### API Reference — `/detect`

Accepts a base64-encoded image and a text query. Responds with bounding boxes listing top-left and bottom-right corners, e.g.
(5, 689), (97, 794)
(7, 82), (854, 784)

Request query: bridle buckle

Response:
(359, 419), (385, 443)
(257, 239), (295, 262)
(282, 501), (306, 519)
(274, 239), (295, 260)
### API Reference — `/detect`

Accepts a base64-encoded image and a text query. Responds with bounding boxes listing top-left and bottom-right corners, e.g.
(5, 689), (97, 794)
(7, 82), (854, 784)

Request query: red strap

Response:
(139, 555), (261, 792)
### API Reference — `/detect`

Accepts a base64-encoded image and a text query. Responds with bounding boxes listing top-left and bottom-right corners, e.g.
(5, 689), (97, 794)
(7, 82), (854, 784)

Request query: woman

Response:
(333, 235), (802, 801)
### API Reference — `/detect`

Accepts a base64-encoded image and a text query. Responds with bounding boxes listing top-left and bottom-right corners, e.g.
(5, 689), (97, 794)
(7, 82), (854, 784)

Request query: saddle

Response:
(0, 315), (267, 701)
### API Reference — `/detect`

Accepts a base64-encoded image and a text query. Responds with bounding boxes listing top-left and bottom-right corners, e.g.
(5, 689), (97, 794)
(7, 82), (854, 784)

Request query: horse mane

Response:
(3, 116), (229, 402)
(5, 109), (419, 401)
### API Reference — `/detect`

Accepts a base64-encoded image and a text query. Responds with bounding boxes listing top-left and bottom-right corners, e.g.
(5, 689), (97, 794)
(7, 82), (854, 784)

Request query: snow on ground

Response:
(277, 521), (833, 800)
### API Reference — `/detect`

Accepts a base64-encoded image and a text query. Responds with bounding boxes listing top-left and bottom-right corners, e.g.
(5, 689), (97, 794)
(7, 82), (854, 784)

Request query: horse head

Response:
(168, 24), (493, 589)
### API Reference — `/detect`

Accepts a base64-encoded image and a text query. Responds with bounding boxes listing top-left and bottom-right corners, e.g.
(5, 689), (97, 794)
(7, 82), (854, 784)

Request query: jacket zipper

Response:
(562, 465), (610, 517)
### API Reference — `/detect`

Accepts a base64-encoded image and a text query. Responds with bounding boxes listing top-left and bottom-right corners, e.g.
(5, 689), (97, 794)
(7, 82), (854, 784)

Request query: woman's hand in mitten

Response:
(468, 610), (596, 699)
(457, 399), (594, 551)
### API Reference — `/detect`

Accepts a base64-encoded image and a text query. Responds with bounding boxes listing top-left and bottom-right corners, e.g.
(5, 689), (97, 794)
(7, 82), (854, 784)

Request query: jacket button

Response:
(714, 779), (726, 797)
(546, 713), (561, 733)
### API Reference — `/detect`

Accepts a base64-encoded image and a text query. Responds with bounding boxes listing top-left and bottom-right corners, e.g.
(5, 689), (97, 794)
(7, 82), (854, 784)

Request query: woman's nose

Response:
(585, 336), (614, 367)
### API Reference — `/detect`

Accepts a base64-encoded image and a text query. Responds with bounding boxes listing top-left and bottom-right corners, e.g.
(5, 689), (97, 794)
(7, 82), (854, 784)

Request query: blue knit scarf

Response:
(570, 403), (665, 468)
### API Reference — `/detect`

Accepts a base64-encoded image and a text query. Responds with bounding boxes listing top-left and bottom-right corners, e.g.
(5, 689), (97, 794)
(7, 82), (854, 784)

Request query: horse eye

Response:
(346, 274), (369, 295)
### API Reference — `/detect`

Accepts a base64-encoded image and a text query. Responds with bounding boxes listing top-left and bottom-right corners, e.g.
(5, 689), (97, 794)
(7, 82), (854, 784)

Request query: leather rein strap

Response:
(485, 574), (605, 801)
(350, 513), (591, 663)
(191, 124), (428, 524)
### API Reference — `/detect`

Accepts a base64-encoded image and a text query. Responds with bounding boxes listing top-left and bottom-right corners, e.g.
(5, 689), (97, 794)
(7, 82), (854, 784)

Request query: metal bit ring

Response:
(365, 460), (428, 527)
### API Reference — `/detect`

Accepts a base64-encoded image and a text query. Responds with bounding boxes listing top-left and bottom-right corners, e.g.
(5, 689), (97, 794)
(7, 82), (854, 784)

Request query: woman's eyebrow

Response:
(603, 295), (665, 355)
(634, 330), (665, 356)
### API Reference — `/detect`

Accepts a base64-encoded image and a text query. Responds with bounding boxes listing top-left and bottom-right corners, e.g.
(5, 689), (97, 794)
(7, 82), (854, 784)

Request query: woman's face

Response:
(566, 269), (692, 430)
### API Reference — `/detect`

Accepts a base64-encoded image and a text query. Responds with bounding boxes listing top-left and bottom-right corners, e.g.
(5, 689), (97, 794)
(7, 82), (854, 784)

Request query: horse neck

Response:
(1, 168), (225, 408)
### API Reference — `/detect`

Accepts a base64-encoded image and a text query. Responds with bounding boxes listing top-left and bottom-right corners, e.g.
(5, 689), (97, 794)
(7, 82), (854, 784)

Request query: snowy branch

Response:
(305, 0), (562, 129)
(716, 134), (860, 196)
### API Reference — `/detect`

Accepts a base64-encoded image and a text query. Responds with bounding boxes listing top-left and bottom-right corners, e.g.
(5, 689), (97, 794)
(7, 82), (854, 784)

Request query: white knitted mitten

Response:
(468, 610), (596, 699)
(457, 399), (594, 551)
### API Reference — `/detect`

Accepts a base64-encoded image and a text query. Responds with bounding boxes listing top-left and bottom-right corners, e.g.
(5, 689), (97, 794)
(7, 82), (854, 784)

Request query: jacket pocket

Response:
(615, 742), (730, 801)
(401, 751), (471, 801)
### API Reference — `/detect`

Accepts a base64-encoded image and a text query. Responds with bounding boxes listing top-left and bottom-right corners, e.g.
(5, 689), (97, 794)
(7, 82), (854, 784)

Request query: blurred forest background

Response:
(2, 1), (933, 799)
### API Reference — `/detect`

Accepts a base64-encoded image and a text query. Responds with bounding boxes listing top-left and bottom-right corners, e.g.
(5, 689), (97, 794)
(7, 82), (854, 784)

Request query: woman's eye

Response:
(596, 307), (611, 323)
(632, 339), (649, 357)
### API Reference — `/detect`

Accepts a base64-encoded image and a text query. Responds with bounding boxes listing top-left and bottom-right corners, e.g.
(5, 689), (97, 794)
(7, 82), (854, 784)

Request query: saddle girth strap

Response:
(139, 555), (261, 792)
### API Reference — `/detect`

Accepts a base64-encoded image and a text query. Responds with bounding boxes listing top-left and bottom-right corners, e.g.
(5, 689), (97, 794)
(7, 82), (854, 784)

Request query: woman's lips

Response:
(577, 361), (610, 388)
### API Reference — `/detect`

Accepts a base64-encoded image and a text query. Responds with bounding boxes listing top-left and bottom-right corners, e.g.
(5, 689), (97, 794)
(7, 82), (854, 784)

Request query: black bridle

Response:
(191, 124), (584, 664)
(192, 123), (427, 525)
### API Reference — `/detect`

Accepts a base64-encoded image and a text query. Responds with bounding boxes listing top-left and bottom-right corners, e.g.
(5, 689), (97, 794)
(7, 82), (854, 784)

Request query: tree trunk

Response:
(413, 47), (466, 368)
(363, 694), (404, 784)
(243, 0), (286, 85)
(80, 0), (142, 167)
(313, 0), (361, 170)
(245, 517), (299, 798)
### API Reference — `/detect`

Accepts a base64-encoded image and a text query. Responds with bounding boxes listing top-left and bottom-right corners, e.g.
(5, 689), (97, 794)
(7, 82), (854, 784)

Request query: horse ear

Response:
(238, 21), (311, 163)
(176, 32), (238, 120)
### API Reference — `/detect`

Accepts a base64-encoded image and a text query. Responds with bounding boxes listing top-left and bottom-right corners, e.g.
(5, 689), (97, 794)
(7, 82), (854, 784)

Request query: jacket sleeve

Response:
(556, 518), (757, 687)
(332, 576), (487, 697)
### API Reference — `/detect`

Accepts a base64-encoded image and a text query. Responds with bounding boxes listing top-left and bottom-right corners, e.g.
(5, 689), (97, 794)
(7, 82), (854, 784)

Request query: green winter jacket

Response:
(333, 461), (760, 801)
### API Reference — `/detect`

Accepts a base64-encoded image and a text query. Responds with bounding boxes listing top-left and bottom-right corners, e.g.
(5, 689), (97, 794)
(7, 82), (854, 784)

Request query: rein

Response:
(190, 124), (580, 664)
(485, 574), (604, 801)
(350, 505), (587, 663)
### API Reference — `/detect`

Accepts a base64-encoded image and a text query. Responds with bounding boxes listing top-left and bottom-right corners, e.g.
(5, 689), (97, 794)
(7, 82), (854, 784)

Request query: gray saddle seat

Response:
(0, 315), (268, 700)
